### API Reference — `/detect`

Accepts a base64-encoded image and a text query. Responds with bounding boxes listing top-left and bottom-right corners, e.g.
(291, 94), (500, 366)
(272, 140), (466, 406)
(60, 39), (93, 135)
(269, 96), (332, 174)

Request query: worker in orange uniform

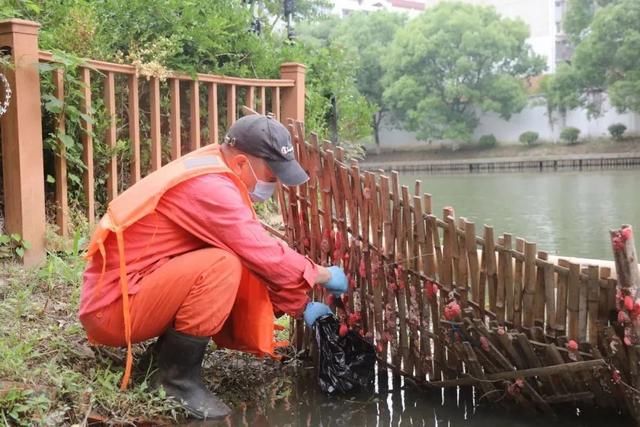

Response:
(78, 114), (346, 420)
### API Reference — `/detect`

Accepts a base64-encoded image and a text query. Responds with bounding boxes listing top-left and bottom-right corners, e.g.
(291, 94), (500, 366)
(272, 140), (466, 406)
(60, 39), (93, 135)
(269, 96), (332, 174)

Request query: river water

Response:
(205, 168), (639, 426)
(213, 367), (630, 426)
(399, 169), (640, 260)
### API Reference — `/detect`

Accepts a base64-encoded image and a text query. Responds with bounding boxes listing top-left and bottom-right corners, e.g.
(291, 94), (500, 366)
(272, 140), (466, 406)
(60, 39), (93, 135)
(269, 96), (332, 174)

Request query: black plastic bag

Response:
(314, 314), (376, 394)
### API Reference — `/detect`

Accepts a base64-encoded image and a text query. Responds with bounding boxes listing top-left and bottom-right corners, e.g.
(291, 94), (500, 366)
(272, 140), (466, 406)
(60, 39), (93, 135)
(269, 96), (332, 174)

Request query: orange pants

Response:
(80, 248), (245, 347)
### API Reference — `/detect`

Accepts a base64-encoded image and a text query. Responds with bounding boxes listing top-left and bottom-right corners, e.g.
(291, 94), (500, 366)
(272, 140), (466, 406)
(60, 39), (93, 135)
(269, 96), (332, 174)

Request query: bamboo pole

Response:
(514, 238), (525, 328)
(610, 225), (640, 394)
(484, 226), (498, 314)
(456, 217), (469, 306)
(543, 254), (557, 333)
(567, 262), (581, 342)
(523, 241), (537, 328)
(441, 208), (454, 290)
(414, 195), (432, 378)
(422, 195), (437, 278)
(556, 259), (570, 336)
(465, 220), (480, 308)
(587, 265), (600, 344)
(503, 234), (515, 324)
(534, 251), (548, 327)
(400, 185), (414, 373)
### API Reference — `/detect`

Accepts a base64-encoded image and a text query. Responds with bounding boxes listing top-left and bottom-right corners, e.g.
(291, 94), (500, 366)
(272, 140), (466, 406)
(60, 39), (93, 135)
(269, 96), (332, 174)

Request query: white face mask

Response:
(247, 161), (276, 202)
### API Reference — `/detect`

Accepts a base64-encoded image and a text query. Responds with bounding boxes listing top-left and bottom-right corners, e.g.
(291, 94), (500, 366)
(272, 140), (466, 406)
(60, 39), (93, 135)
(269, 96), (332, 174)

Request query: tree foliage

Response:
(564, 0), (617, 43)
(575, 0), (640, 113)
(0, 0), (374, 216)
(382, 2), (545, 141)
(331, 12), (406, 147)
(546, 0), (640, 116)
(0, 0), (372, 149)
(280, 40), (374, 154)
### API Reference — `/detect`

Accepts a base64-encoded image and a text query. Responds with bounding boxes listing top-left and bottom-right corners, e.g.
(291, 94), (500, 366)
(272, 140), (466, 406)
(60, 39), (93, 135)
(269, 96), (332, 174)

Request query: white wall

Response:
(377, 96), (640, 147)
(473, 97), (640, 142)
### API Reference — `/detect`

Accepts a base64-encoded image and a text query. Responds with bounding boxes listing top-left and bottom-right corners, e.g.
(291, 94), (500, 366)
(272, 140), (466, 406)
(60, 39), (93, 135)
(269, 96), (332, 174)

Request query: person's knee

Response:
(196, 248), (242, 288)
(176, 249), (243, 336)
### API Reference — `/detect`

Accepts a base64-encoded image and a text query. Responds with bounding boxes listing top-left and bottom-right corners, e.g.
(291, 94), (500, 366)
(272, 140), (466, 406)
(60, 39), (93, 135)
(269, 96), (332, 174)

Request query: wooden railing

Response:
(0, 19), (305, 266)
(280, 120), (639, 417)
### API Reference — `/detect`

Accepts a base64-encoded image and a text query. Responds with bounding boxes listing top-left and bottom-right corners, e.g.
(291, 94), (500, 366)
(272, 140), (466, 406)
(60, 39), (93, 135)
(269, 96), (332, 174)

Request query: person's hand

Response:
(303, 302), (332, 327)
(324, 266), (348, 296)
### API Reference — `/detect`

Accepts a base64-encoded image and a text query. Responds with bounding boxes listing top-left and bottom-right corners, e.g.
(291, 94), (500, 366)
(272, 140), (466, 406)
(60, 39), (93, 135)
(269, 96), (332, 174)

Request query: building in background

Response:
(331, 0), (571, 72)
(331, 0), (426, 18)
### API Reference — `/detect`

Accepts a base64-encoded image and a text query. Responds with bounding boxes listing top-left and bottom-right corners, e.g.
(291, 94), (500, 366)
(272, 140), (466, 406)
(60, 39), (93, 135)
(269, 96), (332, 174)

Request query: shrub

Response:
(519, 131), (539, 145)
(560, 127), (581, 144)
(478, 134), (497, 148)
(608, 123), (627, 140)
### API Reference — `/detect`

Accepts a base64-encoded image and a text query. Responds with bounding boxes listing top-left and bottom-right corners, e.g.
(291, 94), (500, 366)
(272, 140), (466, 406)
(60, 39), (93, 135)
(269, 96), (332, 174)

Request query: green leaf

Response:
(25, 1), (42, 14)
(38, 63), (57, 73)
(15, 247), (25, 258)
(46, 175), (56, 184)
(69, 174), (82, 186)
(42, 94), (63, 114)
(59, 133), (75, 149)
(10, 233), (21, 242)
(22, 240), (31, 250)
(0, 234), (10, 244)
(80, 113), (94, 125)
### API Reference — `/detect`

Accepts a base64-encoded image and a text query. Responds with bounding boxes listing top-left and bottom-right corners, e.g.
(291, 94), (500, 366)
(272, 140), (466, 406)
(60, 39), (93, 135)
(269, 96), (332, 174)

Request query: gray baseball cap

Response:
(224, 114), (309, 186)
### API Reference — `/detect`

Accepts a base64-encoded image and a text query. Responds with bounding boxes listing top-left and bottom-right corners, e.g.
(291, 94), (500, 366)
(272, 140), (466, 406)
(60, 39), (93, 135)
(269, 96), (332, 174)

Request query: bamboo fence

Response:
(278, 120), (640, 420)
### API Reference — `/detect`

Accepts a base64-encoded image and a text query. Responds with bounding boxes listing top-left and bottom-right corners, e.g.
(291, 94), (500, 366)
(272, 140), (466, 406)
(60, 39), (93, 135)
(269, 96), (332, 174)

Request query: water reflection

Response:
(191, 368), (631, 427)
(398, 170), (640, 260)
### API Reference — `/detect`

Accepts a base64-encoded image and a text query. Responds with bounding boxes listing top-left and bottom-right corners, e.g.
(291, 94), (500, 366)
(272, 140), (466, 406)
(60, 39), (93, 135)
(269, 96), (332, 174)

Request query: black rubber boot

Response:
(153, 328), (231, 420)
(137, 334), (164, 375)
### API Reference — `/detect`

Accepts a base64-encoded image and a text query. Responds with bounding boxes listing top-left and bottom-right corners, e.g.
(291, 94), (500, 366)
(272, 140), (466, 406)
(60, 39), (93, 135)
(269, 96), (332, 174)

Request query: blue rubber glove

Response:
(303, 302), (332, 327)
(325, 266), (348, 296)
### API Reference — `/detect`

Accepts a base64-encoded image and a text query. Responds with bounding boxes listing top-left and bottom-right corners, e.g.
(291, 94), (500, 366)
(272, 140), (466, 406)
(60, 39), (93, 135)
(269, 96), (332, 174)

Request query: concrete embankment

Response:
(360, 152), (640, 173)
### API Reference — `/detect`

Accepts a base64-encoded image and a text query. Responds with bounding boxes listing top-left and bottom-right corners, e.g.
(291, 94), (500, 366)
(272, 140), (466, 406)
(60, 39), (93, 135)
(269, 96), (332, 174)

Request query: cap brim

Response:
(267, 159), (309, 186)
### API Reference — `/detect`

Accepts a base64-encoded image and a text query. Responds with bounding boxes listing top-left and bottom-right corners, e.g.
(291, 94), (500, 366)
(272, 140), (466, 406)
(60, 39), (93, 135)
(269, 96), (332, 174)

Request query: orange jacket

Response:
(85, 144), (280, 389)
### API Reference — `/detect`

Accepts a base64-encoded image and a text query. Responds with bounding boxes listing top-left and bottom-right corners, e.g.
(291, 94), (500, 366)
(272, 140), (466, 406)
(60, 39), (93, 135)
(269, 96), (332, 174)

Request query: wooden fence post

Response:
(279, 63), (305, 124)
(0, 19), (46, 267)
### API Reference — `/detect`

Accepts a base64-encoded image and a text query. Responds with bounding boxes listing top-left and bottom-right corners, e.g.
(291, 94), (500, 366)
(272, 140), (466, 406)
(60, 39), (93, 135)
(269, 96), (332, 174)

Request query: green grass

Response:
(0, 244), (294, 425)
(0, 251), (182, 425)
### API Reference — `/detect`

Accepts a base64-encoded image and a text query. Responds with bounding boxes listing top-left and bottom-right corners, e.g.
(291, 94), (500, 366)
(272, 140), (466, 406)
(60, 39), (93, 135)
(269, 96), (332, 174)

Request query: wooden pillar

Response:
(279, 63), (305, 124)
(0, 19), (45, 267)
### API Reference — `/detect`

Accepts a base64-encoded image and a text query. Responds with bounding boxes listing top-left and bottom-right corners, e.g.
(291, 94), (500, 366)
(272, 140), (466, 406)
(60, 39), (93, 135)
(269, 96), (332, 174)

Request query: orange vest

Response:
(85, 144), (281, 390)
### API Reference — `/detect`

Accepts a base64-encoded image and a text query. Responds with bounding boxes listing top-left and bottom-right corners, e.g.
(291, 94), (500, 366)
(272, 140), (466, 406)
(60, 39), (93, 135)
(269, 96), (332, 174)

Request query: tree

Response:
(539, 64), (583, 119)
(564, 0), (618, 44)
(280, 40), (374, 155)
(332, 11), (406, 152)
(251, 0), (332, 30)
(546, 0), (640, 116)
(564, 0), (597, 44)
(573, 0), (640, 113)
(382, 2), (545, 141)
